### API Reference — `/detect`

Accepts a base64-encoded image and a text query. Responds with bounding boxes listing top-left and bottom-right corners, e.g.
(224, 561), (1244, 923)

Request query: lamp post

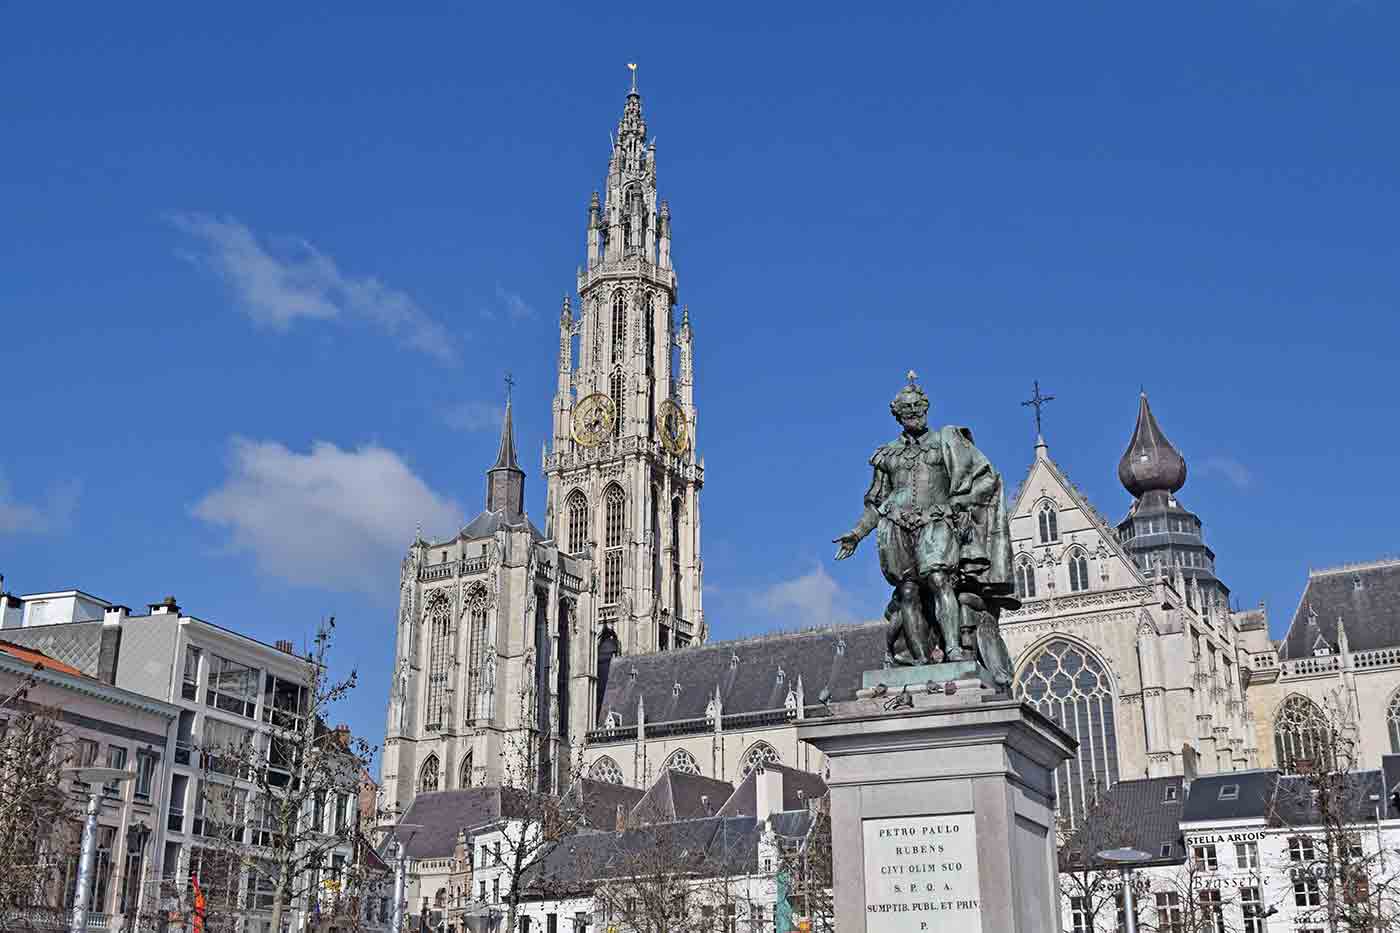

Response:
(65, 767), (134, 933)
(1097, 848), (1152, 933)
(376, 822), (423, 933)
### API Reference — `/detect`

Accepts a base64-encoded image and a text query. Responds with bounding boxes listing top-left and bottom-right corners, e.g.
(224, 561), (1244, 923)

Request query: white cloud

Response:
(751, 564), (857, 629)
(480, 284), (535, 322)
(1199, 456), (1253, 490)
(0, 474), (80, 535)
(442, 401), (504, 432)
(169, 212), (457, 362)
(193, 438), (460, 591)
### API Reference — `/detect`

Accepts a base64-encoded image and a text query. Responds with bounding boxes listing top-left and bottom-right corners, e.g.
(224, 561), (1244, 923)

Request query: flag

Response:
(191, 874), (207, 933)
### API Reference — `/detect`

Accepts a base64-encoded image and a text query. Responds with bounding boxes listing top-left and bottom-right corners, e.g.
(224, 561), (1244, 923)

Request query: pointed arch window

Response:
(1068, 550), (1091, 593)
(589, 756), (624, 785)
(1388, 689), (1400, 754)
(464, 585), (489, 726)
(671, 497), (684, 621)
(663, 749), (700, 775)
(419, 755), (440, 794)
(1013, 639), (1119, 826)
(739, 742), (781, 780)
(459, 752), (474, 789)
(603, 485), (626, 606)
(1038, 503), (1059, 543)
(566, 491), (590, 555)
(609, 368), (625, 438)
(611, 291), (627, 364)
(424, 593), (453, 730)
(1274, 695), (1333, 773)
(1015, 558), (1037, 599)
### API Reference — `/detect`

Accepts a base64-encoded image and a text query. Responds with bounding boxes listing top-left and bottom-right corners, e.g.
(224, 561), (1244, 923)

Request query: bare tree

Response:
(772, 805), (834, 933)
(0, 673), (80, 931)
(191, 617), (379, 933)
(1138, 855), (1240, 933)
(1268, 687), (1400, 933)
(1057, 783), (1140, 933)
(491, 693), (589, 933)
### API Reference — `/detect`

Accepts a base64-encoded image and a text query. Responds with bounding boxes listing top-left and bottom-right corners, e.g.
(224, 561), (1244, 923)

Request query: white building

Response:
(0, 585), (378, 933)
(1061, 764), (1400, 932)
(0, 636), (181, 929)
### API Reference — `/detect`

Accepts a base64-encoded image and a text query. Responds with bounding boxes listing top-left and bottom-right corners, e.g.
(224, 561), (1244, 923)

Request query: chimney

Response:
(755, 764), (783, 824)
(149, 595), (180, 615)
(274, 639), (295, 654)
(97, 605), (130, 685)
(332, 723), (352, 750)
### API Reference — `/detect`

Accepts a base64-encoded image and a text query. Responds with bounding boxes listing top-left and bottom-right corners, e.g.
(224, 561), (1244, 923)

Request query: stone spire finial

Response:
(1118, 392), (1187, 498)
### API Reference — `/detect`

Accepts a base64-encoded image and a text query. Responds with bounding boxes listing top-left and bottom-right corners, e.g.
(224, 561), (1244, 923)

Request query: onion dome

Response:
(1118, 392), (1187, 497)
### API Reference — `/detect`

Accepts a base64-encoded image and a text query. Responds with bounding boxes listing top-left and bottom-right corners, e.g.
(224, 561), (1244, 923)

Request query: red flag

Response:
(191, 873), (207, 933)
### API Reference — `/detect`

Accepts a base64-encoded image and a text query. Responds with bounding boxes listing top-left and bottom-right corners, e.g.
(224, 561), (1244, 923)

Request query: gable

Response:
(1007, 448), (1147, 593)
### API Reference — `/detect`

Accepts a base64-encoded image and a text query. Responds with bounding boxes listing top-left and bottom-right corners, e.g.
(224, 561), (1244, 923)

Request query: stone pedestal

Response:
(798, 689), (1076, 933)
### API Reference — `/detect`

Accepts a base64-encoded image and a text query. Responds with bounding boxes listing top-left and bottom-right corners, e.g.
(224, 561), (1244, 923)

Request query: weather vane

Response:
(1021, 380), (1055, 437)
(504, 372), (515, 401)
(627, 62), (638, 93)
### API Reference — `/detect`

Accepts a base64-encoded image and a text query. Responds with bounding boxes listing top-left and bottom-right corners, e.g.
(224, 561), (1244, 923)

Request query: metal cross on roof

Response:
(906, 369), (918, 384)
(1021, 380), (1055, 437)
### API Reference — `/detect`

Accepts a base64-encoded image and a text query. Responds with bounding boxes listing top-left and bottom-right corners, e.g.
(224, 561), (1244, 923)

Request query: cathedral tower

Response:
(545, 80), (706, 708)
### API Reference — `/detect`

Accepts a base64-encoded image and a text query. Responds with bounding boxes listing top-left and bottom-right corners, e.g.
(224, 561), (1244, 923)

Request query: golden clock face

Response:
(572, 393), (616, 447)
(658, 400), (689, 455)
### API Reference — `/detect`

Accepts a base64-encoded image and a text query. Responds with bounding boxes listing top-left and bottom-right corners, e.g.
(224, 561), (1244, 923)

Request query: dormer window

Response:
(1218, 784), (1239, 801)
(1353, 574), (1364, 591)
(1164, 784), (1179, 803)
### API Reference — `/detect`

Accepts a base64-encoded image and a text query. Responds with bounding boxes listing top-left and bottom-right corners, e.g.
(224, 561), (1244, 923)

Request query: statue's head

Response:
(889, 376), (929, 433)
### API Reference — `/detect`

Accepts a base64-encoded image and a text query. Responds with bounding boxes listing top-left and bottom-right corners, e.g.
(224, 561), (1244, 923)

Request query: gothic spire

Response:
(485, 390), (525, 518)
(1117, 392), (1187, 498)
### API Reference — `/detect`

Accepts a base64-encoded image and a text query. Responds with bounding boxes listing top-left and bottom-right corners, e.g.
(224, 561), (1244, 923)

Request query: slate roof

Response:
(1279, 559), (1400, 659)
(0, 639), (87, 677)
(1270, 771), (1388, 826)
(1181, 770), (1280, 824)
(1060, 776), (1186, 867)
(562, 777), (646, 831)
(453, 510), (544, 543)
(520, 815), (765, 895)
(599, 621), (887, 727)
(716, 763), (828, 818)
(0, 621), (103, 676)
(396, 788), (508, 859)
(631, 770), (735, 823)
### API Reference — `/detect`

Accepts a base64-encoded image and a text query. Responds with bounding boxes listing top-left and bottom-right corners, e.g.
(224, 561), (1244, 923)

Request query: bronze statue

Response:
(834, 374), (1018, 687)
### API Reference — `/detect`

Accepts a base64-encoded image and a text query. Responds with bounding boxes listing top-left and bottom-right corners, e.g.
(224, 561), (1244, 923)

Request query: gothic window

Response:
(671, 497), (683, 619)
(1274, 695), (1332, 773)
(738, 742), (781, 780)
(459, 752), (473, 789)
(611, 292), (627, 363)
(566, 491), (590, 555)
(1068, 550), (1091, 593)
(589, 756), (624, 785)
(1388, 689), (1400, 754)
(1015, 558), (1037, 598)
(418, 755), (440, 794)
(595, 627), (621, 720)
(663, 749), (700, 775)
(1038, 503), (1059, 543)
(609, 368), (625, 438)
(603, 485), (626, 606)
(1013, 639), (1120, 826)
(424, 593), (453, 729)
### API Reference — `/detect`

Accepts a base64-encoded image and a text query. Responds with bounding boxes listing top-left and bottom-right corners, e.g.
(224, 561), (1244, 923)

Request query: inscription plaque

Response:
(862, 813), (982, 933)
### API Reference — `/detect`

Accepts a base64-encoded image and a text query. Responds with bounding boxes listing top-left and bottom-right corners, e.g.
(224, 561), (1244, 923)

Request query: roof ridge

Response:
(1310, 557), (1400, 578)
(626, 619), (884, 658)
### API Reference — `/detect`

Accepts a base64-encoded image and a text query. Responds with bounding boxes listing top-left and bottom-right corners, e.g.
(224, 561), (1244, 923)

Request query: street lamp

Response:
(1097, 848), (1152, 933)
(376, 821), (423, 933)
(65, 766), (134, 933)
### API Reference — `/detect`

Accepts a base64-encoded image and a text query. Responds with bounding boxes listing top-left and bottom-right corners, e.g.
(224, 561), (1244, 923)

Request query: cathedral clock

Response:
(658, 399), (689, 455)
(571, 393), (616, 447)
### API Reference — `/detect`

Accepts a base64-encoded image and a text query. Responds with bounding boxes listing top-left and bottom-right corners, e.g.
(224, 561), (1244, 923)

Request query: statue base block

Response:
(861, 660), (999, 692)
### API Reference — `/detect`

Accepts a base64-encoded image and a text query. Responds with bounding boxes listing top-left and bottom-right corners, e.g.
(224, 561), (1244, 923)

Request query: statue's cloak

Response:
(938, 424), (1014, 595)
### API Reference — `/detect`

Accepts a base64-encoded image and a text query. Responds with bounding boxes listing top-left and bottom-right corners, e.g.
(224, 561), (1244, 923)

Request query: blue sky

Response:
(4, 2), (1398, 749)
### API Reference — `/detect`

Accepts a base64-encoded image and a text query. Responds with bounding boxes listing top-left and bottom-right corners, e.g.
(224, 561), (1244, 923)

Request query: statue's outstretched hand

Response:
(833, 532), (860, 561)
